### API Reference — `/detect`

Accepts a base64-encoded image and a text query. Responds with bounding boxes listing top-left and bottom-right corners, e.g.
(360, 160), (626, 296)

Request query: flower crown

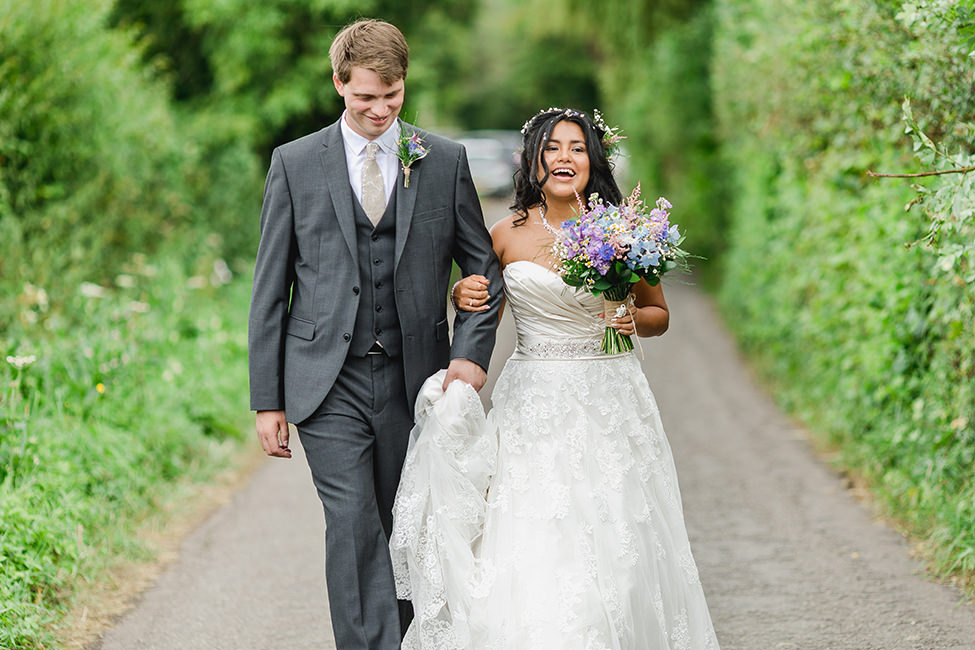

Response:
(520, 107), (627, 159)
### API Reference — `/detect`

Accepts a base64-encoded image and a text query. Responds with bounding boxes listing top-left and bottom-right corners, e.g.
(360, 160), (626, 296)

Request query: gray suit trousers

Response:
(296, 352), (414, 649)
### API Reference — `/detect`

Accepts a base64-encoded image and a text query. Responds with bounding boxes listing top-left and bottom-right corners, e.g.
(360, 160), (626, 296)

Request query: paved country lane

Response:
(90, 442), (335, 650)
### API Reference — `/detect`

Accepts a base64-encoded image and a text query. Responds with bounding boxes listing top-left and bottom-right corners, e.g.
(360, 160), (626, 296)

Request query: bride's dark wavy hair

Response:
(510, 108), (622, 226)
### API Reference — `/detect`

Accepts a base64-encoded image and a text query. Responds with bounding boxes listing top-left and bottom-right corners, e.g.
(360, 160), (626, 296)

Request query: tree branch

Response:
(867, 166), (975, 179)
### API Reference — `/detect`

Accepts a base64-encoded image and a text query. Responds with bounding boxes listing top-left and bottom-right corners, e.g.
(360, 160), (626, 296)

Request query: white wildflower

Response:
(23, 283), (49, 310)
(210, 259), (232, 286)
(116, 274), (136, 288)
(80, 282), (108, 298)
(6, 355), (37, 369)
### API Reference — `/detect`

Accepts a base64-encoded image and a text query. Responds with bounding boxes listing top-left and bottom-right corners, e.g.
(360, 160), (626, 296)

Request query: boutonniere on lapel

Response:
(396, 127), (429, 188)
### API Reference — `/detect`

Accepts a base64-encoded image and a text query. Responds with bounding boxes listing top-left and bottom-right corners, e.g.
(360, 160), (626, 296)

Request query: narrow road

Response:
(91, 200), (975, 650)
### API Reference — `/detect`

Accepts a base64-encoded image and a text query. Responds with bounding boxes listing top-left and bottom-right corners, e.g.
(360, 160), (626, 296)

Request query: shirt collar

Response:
(339, 112), (401, 156)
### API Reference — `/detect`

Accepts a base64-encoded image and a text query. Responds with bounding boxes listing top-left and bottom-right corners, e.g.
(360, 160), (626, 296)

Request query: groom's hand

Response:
(256, 410), (292, 458)
(444, 358), (487, 392)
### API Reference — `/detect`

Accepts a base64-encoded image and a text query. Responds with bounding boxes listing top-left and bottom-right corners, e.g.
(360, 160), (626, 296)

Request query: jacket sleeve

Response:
(248, 148), (296, 411)
(447, 146), (503, 372)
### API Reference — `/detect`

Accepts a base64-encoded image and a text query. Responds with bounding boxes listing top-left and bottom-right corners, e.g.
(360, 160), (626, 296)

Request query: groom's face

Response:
(333, 67), (405, 140)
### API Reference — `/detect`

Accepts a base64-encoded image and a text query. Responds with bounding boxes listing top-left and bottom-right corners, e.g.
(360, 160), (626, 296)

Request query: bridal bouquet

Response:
(549, 185), (689, 354)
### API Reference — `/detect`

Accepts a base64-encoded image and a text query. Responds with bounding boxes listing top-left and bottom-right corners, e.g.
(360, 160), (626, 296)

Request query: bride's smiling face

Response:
(538, 120), (590, 201)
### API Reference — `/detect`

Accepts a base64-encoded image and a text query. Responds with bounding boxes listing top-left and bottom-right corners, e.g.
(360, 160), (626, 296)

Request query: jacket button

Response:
(343, 333), (351, 342)
(375, 280), (383, 289)
(352, 286), (360, 295)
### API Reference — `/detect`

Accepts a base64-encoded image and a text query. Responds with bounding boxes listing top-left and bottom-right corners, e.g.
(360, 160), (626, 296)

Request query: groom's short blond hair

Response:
(329, 20), (409, 85)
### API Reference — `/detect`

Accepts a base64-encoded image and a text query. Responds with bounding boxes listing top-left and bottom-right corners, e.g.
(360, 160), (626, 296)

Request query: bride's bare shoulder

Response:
(489, 213), (523, 240)
(489, 214), (522, 264)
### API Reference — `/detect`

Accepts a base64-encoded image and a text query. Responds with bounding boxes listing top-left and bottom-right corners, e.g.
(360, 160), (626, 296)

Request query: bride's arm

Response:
(612, 279), (669, 338)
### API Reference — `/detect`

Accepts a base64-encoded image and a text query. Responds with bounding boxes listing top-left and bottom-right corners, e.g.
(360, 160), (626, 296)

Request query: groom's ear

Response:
(332, 73), (345, 96)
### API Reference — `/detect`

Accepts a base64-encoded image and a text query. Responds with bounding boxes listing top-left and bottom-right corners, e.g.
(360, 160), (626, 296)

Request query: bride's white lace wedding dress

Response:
(391, 260), (720, 650)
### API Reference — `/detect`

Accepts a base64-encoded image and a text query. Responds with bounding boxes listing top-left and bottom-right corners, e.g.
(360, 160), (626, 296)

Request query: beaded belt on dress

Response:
(516, 337), (606, 359)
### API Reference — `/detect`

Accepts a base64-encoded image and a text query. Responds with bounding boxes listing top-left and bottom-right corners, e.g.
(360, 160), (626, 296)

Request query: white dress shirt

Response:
(340, 112), (400, 207)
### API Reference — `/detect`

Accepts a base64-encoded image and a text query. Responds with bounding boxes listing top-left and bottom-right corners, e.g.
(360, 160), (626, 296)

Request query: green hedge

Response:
(711, 0), (975, 583)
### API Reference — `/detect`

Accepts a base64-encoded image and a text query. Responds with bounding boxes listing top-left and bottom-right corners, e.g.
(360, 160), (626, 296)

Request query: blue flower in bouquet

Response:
(591, 242), (616, 274)
(627, 237), (661, 269)
(667, 224), (681, 245)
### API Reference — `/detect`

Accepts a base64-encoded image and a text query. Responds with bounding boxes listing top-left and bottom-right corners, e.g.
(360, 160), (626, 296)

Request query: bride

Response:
(390, 108), (720, 649)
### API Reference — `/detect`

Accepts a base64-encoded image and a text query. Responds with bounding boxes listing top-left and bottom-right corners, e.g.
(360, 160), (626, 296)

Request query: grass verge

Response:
(1, 253), (254, 649)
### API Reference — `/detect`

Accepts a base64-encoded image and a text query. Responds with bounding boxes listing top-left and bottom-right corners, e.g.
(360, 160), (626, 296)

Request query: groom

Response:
(248, 19), (502, 650)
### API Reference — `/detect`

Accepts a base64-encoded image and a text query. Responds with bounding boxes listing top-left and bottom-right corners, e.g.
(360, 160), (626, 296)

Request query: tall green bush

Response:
(0, 0), (260, 326)
(1, 0), (183, 295)
(110, 0), (480, 152)
(711, 0), (975, 583)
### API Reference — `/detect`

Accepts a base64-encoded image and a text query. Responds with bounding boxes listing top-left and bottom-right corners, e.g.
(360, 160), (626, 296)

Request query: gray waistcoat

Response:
(349, 193), (402, 357)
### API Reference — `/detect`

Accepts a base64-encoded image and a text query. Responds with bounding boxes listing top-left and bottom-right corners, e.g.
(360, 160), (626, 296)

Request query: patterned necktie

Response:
(361, 142), (386, 226)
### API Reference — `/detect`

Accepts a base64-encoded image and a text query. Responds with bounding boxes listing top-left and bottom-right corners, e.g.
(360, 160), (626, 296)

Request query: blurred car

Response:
(458, 130), (521, 197)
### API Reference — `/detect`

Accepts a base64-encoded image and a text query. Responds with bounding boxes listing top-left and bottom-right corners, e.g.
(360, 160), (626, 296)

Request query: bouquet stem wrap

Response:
(600, 284), (635, 354)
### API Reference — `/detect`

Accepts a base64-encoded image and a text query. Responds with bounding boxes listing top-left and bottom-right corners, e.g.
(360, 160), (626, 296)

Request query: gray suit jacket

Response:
(248, 119), (503, 424)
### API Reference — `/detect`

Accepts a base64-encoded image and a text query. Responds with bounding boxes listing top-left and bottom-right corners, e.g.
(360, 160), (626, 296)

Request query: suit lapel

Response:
(394, 121), (420, 270)
(319, 122), (358, 266)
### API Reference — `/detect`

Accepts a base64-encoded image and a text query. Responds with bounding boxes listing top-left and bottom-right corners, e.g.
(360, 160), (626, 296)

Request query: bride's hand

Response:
(604, 306), (636, 337)
(452, 274), (490, 312)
